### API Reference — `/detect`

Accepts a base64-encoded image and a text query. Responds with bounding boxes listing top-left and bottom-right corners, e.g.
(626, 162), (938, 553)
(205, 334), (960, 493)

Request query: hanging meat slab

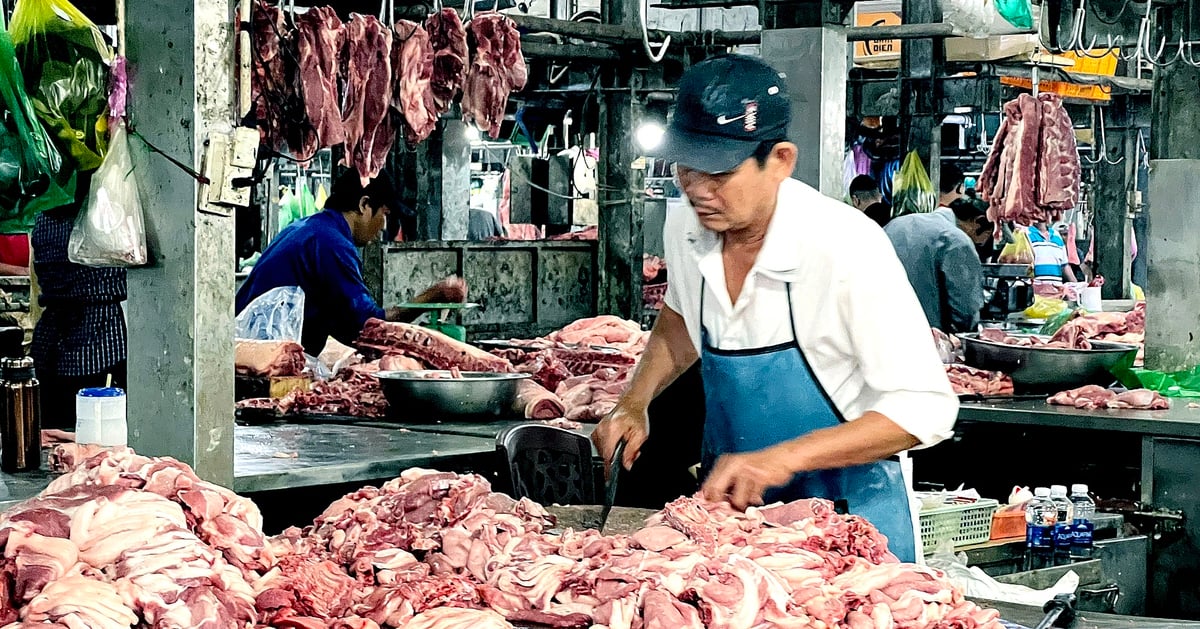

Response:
(392, 20), (438, 145)
(251, 1), (288, 152)
(462, 12), (527, 139)
(341, 14), (395, 185)
(294, 6), (345, 152)
(425, 8), (469, 115)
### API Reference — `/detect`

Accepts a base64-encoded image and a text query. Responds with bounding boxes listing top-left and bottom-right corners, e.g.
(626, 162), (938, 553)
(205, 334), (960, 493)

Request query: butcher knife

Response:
(599, 439), (626, 533)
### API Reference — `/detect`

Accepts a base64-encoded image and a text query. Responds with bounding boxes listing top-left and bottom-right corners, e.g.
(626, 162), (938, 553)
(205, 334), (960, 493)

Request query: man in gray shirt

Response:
(884, 165), (984, 333)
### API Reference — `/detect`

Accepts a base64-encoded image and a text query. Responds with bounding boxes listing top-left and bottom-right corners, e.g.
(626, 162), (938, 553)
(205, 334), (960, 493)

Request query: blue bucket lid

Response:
(78, 387), (125, 398)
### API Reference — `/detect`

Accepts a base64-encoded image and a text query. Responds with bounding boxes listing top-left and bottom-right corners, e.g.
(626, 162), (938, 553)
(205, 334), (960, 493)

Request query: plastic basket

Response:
(919, 498), (1000, 555)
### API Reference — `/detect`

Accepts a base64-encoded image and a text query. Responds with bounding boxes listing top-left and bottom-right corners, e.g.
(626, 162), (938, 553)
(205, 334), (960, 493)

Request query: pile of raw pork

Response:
(3, 447), (1003, 628)
(237, 316), (648, 423)
(978, 93), (1080, 232)
(976, 303), (1145, 352)
(1047, 385), (1169, 410)
(253, 2), (525, 183)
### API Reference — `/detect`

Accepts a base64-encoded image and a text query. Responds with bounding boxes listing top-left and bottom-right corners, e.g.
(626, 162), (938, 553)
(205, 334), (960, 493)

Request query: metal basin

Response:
(376, 370), (530, 420)
(958, 333), (1138, 393)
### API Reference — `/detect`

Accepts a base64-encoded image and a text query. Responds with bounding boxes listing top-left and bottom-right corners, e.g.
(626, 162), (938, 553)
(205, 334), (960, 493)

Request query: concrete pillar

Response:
(1091, 104), (1133, 300)
(760, 28), (847, 197)
(898, 0), (944, 192)
(597, 0), (645, 320)
(414, 120), (471, 240)
(125, 0), (236, 485)
(1145, 54), (1200, 372)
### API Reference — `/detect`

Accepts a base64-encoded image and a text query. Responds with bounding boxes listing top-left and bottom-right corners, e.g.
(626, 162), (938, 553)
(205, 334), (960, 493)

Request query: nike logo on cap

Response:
(715, 114), (746, 125)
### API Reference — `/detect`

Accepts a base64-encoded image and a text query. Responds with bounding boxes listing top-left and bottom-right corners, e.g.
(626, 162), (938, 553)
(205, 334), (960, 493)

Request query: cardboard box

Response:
(945, 34), (1039, 61)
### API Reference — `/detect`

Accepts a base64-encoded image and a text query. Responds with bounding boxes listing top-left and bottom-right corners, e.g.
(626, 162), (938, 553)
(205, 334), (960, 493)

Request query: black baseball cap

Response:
(655, 54), (791, 174)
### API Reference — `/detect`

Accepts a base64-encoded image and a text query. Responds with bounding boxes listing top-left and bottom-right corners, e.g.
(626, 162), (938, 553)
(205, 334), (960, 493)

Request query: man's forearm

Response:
(620, 306), (698, 407)
(772, 412), (920, 473)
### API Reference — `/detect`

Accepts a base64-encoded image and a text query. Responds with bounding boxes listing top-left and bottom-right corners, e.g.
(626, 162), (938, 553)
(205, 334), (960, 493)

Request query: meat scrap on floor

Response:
(10, 446), (1004, 628)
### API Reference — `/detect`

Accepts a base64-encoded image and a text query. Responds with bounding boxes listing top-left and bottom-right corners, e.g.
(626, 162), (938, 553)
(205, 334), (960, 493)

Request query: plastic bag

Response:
(67, 121), (146, 266)
(1114, 365), (1200, 399)
(926, 549), (1078, 607)
(995, 0), (1033, 29)
(10, 0), (114, 172)
(236, 286), (305, 344)
(944, 0), (995, 38)
(1024, 295), (1067, 319)
(891, 151), (936, 216)
(998, 230), (1034, 264)
(0, 30), (72, 233)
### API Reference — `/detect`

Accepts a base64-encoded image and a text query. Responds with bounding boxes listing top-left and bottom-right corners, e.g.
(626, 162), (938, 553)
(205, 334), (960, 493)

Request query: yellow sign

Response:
(854, 10), (902, 61)
(999, 49), (1119, 102)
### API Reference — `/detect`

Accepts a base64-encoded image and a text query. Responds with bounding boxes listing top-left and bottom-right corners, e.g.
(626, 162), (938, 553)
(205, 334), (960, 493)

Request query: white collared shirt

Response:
(663, 178), (958, 447)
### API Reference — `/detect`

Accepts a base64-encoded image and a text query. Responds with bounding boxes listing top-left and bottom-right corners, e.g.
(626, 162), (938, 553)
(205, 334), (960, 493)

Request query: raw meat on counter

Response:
(555, 367), (631, 422)
(341, 15), (396, 185)
(16, 450), (1003, 628)
(513, 379), (567, 420)
(235, 340), (306, 377)
(546, 315), (648, 353)
(978, 328), (1090, 350)
(392, 20), (438, 145)
(462, 12), (527, 139)
(945, 364), (1014, 397)
(426, 8), (469, 115)
(1048, 385), (1169, 410)
(276, 370), (388, 418)
(358, 319), (514, 373)
(978, 93), (1080, 232)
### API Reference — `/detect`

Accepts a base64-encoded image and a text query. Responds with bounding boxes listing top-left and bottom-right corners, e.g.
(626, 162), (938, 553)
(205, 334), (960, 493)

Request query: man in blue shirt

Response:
(236, 171), (464, 353)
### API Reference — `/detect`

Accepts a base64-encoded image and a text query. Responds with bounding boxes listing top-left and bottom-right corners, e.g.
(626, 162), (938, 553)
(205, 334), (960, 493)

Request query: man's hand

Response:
(701, 446), (796, 510)
(591, 401), (650, 476)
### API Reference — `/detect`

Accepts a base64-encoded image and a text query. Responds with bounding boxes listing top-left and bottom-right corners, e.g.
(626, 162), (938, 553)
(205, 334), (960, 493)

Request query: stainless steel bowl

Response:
(957, 333), (1138, 392)
(375, 370), (531, 420)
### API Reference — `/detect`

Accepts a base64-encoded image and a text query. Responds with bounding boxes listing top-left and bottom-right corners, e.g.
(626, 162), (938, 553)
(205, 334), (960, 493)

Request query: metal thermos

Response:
(0, 357), (41, 472)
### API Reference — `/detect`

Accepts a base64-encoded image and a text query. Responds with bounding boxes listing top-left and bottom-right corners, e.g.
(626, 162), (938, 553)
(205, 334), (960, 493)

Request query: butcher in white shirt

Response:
(591, 54), (958, 563)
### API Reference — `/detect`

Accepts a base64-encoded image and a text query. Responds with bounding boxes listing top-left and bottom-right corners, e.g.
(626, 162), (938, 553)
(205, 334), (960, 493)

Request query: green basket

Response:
(919, 498), (1000, 555)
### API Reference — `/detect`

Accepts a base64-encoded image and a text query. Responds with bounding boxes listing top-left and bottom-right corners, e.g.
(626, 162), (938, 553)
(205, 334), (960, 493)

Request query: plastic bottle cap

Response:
(1072, 484), (1089, 494)
(1034, 487), (1050, 497)
(1050, 485), (1068, 496)
(77, 387), (126, 398)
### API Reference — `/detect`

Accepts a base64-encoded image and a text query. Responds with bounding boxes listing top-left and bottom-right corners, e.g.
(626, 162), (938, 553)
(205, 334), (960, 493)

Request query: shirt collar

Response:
(933, 206), (957, 226)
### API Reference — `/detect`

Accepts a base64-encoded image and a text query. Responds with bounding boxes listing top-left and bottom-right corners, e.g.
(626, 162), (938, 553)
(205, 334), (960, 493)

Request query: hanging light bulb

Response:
(635, 121), (665, 152)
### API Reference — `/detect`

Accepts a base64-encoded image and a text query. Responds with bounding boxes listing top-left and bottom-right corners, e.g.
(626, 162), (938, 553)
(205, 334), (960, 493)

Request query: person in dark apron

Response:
(592, 54), (960, 565)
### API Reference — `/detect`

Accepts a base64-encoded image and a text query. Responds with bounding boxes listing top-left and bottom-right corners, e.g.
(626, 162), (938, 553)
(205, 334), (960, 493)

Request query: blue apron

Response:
(699, 280), (918, 562)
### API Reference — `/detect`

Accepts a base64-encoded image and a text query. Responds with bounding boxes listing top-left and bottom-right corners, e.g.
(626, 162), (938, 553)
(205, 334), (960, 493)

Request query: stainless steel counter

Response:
(0, 419), (581, 510)
(979, 599), (1200, 628)
(958, 399), (1200, 438)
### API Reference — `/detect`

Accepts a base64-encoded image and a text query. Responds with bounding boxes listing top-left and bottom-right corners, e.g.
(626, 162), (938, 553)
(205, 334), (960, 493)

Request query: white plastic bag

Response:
(236, 286), (305, 344)
(68, 120), (147, 267)
(926, 549), (1080, 607)
(944, 0), (997, 38)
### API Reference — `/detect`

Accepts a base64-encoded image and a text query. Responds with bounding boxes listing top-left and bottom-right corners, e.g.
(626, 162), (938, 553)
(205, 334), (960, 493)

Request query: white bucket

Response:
(75, 387), (127, 447)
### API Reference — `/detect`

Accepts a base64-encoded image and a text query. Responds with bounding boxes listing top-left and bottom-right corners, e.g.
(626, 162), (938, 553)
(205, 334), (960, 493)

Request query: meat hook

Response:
(640, 0), (670, 63)
(1182, 41), (1200, 67)
(1084, 106), (1123, 166)
(1067, 0), (1119, 59)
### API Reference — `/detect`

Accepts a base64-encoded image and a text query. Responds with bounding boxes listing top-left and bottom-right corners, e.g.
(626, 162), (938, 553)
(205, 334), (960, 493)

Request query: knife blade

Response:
(599, 439), (626, 533)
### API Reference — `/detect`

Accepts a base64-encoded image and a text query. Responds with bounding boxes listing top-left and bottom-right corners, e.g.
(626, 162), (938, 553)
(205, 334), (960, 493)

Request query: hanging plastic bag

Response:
(67, 121), (146, 266)
(10, 0), (115, 172)
(944, 0), (996, 38)
(1023, 295), (1067, 320)
(891, 151), (937, 216)
(994, 0), (1033, 29)
(998, 229), (1034, 265)
(236, 286), (306, 344)
(0, 30), (73, 233)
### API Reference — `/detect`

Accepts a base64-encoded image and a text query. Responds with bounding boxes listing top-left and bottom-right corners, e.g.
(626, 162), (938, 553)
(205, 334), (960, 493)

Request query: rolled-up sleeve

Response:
(840, 239), (959, 448)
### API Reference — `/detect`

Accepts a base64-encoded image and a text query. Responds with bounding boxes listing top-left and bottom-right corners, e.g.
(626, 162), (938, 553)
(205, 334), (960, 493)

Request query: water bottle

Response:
(1049, 485), (1074, 565)
(1025, 487), (1056, 569)
(1070, 484), (1097, 558)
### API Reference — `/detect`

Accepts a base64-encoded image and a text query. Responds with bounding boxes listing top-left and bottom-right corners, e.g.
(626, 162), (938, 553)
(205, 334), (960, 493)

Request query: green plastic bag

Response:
(891, 151), (937, 216)
(1039, 307), (1082, 337)
(10, 0), (114, 173)
(995, 0), (1033, 30)
(1113, 364), (1200, 398)
(0, 29), (72, 233)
